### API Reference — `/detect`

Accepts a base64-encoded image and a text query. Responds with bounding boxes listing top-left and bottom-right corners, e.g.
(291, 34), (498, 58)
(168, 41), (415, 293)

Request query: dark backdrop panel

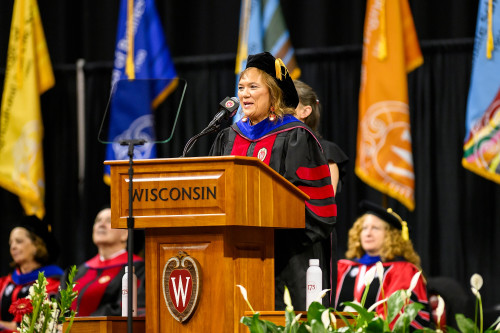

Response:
(0, 0), (498, 315)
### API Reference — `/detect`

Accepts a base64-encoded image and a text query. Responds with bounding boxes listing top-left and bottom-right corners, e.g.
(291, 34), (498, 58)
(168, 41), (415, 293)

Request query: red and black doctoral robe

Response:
(210, 115), (337, 310)
(63, 252), (145, 317)
(336, 257), (430, 330)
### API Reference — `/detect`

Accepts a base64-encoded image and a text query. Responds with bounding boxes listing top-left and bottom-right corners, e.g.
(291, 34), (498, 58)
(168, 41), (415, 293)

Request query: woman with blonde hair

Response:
(335, 201), (429, 330)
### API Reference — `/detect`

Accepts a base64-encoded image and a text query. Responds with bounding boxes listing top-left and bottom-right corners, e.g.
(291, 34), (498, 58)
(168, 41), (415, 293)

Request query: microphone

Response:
(207, 96), (240, 128)
(181, 97), (240, 157)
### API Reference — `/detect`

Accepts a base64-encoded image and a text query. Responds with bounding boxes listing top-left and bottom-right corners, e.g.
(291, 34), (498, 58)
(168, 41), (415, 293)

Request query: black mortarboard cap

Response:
(245, 52), (299, 109)
(17, 215), (59, 262)
(359, 200), (410, 240)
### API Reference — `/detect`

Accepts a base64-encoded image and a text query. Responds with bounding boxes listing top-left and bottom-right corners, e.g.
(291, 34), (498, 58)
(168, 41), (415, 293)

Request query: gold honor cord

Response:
(126, 0), (135, 79)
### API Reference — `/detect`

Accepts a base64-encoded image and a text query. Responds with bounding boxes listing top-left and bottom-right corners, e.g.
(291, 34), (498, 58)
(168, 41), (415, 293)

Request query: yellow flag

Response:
(355, 0), (423, 211)
(0, 0), (55, 219)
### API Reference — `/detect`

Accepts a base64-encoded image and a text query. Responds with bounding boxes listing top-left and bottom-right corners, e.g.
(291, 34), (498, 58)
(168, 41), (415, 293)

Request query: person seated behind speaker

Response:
(335, 201), (430, 330)
(293, 79), (348, 195)
(210, 52), (336, 310)
(293, 79), (349, 308)
(0, 216), (62, 332)
(61, 206), (145, 316)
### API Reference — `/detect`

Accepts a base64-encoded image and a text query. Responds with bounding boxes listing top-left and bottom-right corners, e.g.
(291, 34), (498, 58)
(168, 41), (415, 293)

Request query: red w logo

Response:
(168, 269), (192, 313)
(163, 251), (201, 322)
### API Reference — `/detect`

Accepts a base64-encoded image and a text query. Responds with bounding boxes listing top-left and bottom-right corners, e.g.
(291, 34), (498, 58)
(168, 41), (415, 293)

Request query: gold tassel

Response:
(387, 208), (409, 241)
(274, 58), (291, 81)
(275, 58), (284, 80)
(401, 221), (409, 241)
(487, 0), (494, 59)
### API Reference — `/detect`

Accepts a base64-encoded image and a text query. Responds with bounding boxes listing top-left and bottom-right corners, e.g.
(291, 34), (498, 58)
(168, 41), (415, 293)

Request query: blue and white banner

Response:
(104, 0), (177, 184)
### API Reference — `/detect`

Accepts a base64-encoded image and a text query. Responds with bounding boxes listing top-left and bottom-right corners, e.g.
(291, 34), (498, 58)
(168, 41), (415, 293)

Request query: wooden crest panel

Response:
(106, 156), (308, 333)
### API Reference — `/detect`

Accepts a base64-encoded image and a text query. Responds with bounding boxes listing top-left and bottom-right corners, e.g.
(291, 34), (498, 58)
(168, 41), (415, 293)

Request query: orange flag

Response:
(355, 0), (423, 211)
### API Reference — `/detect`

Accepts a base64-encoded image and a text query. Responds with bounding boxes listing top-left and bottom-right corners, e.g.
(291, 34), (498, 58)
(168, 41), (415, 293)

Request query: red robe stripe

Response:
(296, 165), (331, 180)
(305, 202), (337, 217)
(298, 184), (335, 199)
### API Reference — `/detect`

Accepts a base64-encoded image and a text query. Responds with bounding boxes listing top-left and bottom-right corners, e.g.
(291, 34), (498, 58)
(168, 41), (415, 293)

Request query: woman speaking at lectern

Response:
(209, 52), (336, 310)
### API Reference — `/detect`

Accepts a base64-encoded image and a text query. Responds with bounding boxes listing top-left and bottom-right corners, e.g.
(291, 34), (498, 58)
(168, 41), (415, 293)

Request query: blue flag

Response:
(234, 0), (300, 122)
(104, 0), (177, 184)
(463, 0), (500, 184)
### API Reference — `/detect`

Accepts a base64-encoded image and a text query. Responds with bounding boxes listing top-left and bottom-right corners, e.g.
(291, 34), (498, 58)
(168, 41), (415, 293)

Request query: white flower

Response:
(471, 287), (481, 300)
(314, 289), (331, 303)
(470, 273), (483, 291)
(28, 286), (35, 295)
(406, 271), (421, 297)
(321, 309), (330, 328)
(305, 324), (312, 332)
(236, 285), (248, 302)
(375, 261), (384, 284)
(343, 300), (361, 313)
(291, 313), (302, 326)
(364, 267), (376, 286)
(329, 311), (337, 325)
(236, 284), (255, 313)
(283, 286), (294, 312)
(436, 295), (445, 324)
(495, 321), (500, 331)
(367, 298), (388, 312)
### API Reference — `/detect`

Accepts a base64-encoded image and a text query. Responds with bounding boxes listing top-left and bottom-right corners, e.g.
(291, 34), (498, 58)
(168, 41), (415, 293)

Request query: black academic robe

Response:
(318, 138), (349, 195)
(210, 115), (337, 310)
(62, 252), (145, 317)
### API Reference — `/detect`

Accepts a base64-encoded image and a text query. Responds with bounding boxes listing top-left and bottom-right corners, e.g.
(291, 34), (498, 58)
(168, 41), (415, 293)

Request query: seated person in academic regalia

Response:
(335, 201), (430, 330)
(61, 207), (145, 316)
(0, 215), (63, 332)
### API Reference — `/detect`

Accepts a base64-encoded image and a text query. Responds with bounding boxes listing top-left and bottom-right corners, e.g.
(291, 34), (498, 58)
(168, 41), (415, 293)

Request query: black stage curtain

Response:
(0, 0), (498, 313)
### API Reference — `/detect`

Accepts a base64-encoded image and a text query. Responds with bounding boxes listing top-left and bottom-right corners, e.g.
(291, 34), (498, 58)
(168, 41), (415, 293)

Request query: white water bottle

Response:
(122, 266), (137, 316)
(306, 259), (322, 310)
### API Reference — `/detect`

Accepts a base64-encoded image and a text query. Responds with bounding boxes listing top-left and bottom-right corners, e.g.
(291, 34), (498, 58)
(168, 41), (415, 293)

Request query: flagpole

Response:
(121, 139), (145, 333)
(76, 58), (86, 197)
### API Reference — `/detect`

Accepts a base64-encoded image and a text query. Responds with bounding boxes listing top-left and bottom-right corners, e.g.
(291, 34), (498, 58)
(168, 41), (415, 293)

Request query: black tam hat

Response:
(358, 200), (410, 241)
(245, 52), (299, 109)
(17, 215), (59, 262)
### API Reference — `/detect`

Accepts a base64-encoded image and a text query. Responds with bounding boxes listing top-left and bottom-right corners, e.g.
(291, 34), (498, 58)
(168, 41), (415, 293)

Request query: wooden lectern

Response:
(106, 156), (308, 332)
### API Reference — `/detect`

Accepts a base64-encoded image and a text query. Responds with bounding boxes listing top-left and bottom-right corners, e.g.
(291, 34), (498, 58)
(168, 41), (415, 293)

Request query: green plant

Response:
(239, 284), (424, 333)
(238, 271), (500, 333)
(442, 274), (500, 333)
(8, 266), (79, 333)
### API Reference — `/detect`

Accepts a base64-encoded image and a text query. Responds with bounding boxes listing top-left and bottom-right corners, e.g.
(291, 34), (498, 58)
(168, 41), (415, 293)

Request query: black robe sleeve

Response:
(209, 128), (231, 156)
(281, 128), (337, 244)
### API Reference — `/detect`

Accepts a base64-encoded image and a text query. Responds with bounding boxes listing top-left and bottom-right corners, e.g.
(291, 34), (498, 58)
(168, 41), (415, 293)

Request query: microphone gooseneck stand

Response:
(120, 138), (145, 333)
(182, 96), (239, 157)
(181, 124), (220, 157)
